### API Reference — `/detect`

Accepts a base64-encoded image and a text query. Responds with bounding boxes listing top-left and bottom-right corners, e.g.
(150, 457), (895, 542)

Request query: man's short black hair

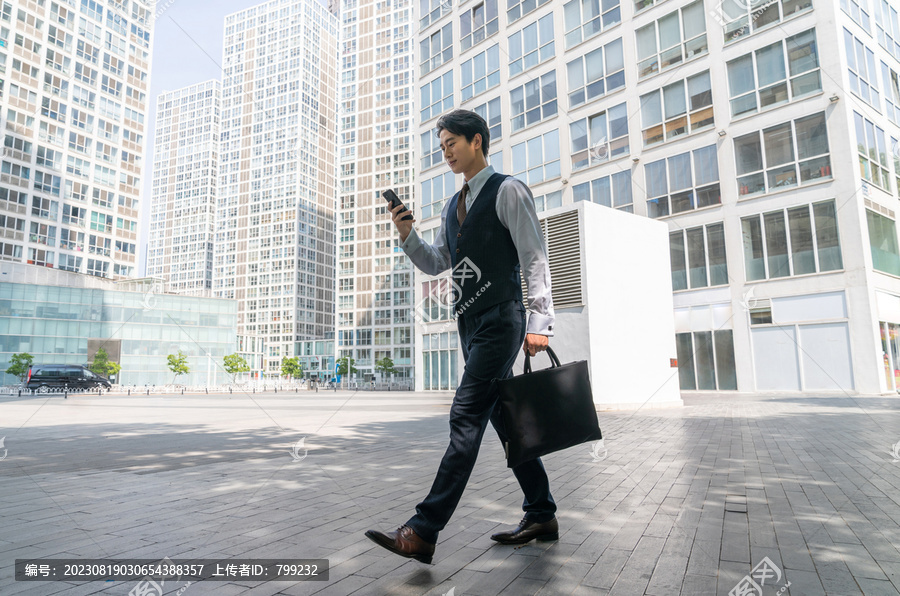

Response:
(436, 109), (490, 157)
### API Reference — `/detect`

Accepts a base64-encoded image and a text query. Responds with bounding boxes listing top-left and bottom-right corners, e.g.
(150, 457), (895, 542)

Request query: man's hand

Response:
(523, 333), (549, 357)
(390, 203), (416, 243)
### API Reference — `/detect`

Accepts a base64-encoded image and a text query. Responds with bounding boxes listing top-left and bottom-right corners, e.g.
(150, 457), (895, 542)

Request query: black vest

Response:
(446, 172), (523, 317)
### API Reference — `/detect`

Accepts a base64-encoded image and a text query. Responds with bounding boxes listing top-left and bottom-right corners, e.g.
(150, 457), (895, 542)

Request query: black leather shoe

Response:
(365, 525), (435, 564)
(490, 517), (559, 545)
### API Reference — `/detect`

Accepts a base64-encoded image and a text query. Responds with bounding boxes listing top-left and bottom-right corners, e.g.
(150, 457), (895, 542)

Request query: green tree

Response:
(90, 347), (120, 379)
(281, 356), (303, 379)
(167, 351), (190, 384)
(6, 352), (33, 382)
(374, 356), (398, 377)
(223, 353), (251, 383)
(107, 361), (122, 379)
(336, 356), (358, 376)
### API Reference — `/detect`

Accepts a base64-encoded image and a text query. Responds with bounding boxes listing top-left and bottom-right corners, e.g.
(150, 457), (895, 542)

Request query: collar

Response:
(463, 165), (495, 203)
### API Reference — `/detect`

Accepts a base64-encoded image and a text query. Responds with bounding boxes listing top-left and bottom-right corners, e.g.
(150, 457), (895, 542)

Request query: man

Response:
(364, 110), (558, 564)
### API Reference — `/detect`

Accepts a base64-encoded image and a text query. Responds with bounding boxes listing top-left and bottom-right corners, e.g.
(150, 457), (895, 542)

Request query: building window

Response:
(841, 0), (871, 32)
(461, 44), (500, 101)
(87, 258), (108, 278)
(566, 38), (624, 109)
(58, 254), (82, 272)
(510, 70), (557, 132)
(423, 331), (459, 390)
(533, 191), (563, 213)
(511, 129), (560, 185)
(641, 70), (712, 146)
(892, 137), (900, 194)
(845, 29), (881, 109)
(874, 0), (900, 61)
(734, 112), (831, 198)
(675, 330), (737, 390)
(507, 0), (550, 24)
(670, 223), (727, 290)
(867, 209), (900, 276)
(720, 0), (812, 43)
(882, 62), (900, 126)
(473, 97), (501, 141)
(29, 222), (57, 247)
(646, 145), (720, 218)
(461, 0), (498, 51)
(1, 161), (30, 181)
(420, 171), (455, 220)
(34, 171), (61, 196)
(32, 196), (58, 220)
(28, 248), (55, 268)
(509, 13), (554, 77)
(420, 130), (445, 172)
(420, 0), (451, 29)
(573, 170), (632, 212)
(564, 0), (621, 49)
(420, 70), (453, 122)
(855, 112), (890, 192)
(743, 199), (843, 280)
(569, 102), (628, 169)
(90, 212), (113, 233)
(636, 1), (707, 79)
(727, 29), (820, 117)
(420, 23), (452, 76)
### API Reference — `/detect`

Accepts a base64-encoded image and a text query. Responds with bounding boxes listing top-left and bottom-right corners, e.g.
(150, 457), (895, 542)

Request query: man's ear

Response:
(472, 133), (482, 151)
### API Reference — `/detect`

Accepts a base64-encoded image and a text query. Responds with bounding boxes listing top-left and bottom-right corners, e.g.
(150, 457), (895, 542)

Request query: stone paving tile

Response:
(3, 392), (900, 594)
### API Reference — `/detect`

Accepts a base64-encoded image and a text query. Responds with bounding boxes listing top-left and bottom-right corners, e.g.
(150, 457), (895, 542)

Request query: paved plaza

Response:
(1, 390), (900, 595)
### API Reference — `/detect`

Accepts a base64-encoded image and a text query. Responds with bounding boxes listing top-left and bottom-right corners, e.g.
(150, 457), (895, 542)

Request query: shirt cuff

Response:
(401, 227), (422, 252)
(526, 312), (554, 336)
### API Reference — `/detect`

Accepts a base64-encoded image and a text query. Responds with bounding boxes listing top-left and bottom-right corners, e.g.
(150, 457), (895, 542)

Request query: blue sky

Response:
(140, 0), (250, 276)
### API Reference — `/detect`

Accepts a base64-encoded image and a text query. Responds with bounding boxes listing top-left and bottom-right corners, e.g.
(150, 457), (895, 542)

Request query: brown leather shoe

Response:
(365, 525), (435, 564)
(490, 517), (559, 545)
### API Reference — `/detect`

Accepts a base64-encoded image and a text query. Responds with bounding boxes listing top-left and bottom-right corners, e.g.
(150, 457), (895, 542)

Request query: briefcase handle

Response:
(523, 346), (562, 374)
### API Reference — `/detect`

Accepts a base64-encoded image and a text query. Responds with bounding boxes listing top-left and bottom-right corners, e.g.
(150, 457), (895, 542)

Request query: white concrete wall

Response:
(509, 201), (682, 409)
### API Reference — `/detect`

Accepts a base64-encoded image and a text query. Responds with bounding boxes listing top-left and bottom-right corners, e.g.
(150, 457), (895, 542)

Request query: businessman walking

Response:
(365, 110), (558, 564)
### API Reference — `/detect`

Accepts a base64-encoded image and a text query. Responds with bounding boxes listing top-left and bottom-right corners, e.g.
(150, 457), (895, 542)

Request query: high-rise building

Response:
(215, 0), (339, 378)
(413, 0), (900, 395)
(147, 80), (220, 295)
(0, 0), (155, 279)
(336, 0), (415, 382)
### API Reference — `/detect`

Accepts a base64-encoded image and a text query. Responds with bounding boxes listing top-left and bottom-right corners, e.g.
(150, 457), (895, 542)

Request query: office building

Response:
(336, 0), (415, 381)
(147, 80), (220, 296)
(0, 262), (237, 386)
(0, 0), (155, 279)
(215, 0), (339, 378)
(414, 0), (900, 395)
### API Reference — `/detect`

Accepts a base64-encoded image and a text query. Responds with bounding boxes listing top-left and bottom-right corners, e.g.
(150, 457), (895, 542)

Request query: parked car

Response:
(25, 365), (112, 392)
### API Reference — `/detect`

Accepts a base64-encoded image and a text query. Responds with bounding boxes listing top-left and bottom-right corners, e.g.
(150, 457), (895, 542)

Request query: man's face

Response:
(440, 130), (481, 175)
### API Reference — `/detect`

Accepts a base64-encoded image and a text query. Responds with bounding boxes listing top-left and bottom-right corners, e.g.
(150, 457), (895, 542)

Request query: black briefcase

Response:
(493, 347), (602, 468)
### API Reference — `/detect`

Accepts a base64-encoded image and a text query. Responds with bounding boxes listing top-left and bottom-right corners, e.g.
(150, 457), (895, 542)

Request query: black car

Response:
(25, 365), (112, 392)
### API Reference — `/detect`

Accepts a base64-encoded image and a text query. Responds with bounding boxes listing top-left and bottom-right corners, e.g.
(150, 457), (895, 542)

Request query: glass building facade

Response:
(0, 266), (237, 386)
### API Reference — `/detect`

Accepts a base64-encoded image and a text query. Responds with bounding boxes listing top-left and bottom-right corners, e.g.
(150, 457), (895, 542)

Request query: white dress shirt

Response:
(401, 165), (555, 336)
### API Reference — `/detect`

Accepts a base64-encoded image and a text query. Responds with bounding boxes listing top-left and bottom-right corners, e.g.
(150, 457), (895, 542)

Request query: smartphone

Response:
(382, 189), (414, 221)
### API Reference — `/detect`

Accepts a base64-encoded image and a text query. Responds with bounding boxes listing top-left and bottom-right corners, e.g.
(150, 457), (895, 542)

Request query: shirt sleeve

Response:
(495, 177), (555, 336)
(399, 199), (452, 276)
